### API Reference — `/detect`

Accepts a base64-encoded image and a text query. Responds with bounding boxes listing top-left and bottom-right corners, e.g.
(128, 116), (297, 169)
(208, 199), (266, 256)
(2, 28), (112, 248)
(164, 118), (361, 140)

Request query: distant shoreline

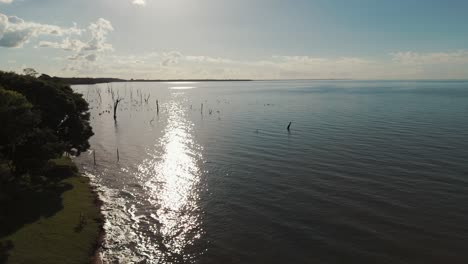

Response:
(50, 78), (351, 85)
(40, 76), (254, 85)
(37, 75), (468, 85)
(38, 74), (354, 85)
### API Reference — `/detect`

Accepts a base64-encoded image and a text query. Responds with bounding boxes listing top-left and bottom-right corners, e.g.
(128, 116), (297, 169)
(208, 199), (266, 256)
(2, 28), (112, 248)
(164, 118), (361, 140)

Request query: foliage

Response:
(0, 89), (39, 159)
(0, 71), (93, 175)
(0, 71), (100, 264)
(23, 68), (39, 78)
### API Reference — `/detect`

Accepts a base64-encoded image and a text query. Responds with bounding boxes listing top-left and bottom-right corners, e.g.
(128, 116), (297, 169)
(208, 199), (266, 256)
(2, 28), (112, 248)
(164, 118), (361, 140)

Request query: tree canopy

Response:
(0, 71), (93, 175)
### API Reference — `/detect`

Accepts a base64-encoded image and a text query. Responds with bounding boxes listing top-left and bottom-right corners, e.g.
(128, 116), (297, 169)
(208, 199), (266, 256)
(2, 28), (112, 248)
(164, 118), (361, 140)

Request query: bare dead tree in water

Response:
(95, 87), (102, 104)
(156, 100), (159, 115)
(113, 98), (122, 121)
(139, 90), (143, 105)
(110, 86), (123, 121)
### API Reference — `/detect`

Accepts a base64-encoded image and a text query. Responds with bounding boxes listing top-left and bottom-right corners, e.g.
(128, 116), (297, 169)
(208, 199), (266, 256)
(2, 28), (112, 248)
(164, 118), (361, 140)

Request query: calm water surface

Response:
(73, 80), (468, 264)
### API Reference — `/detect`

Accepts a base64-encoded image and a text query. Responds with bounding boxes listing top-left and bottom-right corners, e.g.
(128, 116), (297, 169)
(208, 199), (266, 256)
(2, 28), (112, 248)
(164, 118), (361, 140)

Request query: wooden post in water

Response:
(287, 122), (292, 131)
(201, 103), (204, 115)
(93, 150), (96, 166)
(117, 148), (120, 162)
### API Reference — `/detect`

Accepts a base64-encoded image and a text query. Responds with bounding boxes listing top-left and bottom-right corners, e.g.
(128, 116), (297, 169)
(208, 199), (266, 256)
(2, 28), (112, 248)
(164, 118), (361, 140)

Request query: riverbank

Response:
(0, 165), (103, 264)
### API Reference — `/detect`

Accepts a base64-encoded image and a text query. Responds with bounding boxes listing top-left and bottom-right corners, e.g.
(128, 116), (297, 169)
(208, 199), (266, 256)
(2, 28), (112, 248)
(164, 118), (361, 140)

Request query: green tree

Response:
(0, 88), (39, 166)
(0, 71), (93, 175)
(0, 71), (93, 155)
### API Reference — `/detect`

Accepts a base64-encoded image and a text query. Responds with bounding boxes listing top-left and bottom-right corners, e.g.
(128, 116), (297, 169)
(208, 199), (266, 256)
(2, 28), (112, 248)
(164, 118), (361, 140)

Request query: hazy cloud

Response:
(67, 53), (84, 61)
(38, 38), (87, 51)
(0, 0), (13, 4)
(185, 56), (235, 64)
(85, 53), (98, 61)
(161, 51), (182, 66)
(391, 51), (468, 65)
(0, 14), (7, 39)
(67, 51), (380, 79)
(7, 16), (22, 24)
(47, 49), (468, 79)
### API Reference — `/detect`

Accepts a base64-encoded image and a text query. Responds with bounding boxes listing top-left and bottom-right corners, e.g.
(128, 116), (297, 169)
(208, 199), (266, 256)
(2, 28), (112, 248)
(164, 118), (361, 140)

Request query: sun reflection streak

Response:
(141, 93), (204, 262)
(169, 86), (196, 90)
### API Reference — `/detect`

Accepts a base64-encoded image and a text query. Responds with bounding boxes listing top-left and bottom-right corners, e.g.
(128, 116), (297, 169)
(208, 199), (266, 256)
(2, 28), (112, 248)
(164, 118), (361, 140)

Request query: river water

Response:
(73, 80), (468, 264)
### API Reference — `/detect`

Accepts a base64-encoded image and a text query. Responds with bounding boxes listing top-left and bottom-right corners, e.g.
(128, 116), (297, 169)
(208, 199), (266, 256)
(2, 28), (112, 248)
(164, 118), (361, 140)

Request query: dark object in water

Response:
(156, 100), (159, 115)
(287, 122), (292, 131)
(113, 98), (122, 121)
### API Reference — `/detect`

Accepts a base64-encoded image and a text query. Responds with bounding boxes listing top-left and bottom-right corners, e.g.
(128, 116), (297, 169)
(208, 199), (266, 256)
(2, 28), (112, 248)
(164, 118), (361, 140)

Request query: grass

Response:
(0, 170), (102, 264)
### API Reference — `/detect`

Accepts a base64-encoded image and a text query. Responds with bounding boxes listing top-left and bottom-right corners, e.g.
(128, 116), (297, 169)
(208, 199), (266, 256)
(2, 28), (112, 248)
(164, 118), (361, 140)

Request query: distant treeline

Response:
(38, 74), (126, 85)
(38, 74), (252, 85)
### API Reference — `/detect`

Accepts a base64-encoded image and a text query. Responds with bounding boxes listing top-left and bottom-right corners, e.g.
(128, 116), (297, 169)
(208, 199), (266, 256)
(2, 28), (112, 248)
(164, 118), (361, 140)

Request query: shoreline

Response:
(88, 174), (105, 264)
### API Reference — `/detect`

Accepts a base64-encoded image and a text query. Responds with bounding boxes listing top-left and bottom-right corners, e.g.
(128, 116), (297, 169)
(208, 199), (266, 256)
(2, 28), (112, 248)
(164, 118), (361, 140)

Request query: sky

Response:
(1, 0), (468, 79)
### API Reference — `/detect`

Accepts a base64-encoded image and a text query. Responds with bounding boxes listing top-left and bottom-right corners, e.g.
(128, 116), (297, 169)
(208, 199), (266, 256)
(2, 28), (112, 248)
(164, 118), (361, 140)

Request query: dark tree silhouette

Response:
(0, 71), (93, 175)
(23, 68), (38, 77)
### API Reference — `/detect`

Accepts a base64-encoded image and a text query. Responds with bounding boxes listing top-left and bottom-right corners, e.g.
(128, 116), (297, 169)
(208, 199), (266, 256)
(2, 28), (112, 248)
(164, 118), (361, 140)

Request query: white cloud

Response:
(0, 13), (83, 47)
(82, 18), (113, 52)
(34, 18), (113, 70)
(132, 0), (146, 6)
(37, 19), (114, 54)
(0, 0), (13, 4)
(0, 13), (113, 59)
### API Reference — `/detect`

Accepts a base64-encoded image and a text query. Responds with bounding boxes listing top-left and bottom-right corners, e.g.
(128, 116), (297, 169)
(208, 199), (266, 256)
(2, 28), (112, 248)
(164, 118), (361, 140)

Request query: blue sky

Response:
(1, 0), (468, 79)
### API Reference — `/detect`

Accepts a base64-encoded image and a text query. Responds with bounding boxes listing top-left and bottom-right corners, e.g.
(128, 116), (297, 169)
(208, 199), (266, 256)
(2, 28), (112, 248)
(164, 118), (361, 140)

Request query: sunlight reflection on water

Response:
(169, 86), (196, 90)
(137, 92), (204, 262)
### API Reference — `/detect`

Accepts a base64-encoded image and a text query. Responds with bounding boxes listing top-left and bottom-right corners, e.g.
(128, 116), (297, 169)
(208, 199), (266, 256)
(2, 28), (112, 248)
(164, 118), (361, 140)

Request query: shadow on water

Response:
(0, 181), (72, 263)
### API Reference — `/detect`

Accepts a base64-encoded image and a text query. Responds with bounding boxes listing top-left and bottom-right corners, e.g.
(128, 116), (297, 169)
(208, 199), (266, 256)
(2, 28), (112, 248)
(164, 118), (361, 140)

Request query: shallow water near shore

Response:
(73, 80), (468, 264)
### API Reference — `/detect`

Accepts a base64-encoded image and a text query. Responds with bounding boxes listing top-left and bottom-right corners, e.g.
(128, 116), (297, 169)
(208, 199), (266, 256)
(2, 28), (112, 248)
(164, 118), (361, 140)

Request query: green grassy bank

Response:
(0, 161), (103, 264)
